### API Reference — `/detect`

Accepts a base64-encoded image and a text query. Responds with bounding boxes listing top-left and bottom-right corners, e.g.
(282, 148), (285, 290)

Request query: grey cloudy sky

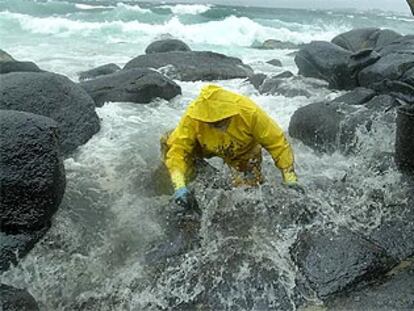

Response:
(154, 0), (412, 14)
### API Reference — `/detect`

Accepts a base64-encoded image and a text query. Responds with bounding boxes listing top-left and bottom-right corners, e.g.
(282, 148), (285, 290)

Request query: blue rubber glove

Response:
(174, 187), (200, 215)
(174, 187), (190, 208)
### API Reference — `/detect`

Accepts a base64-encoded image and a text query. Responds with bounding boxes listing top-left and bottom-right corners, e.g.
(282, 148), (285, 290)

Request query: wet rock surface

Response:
(0, 110), (65, 232)
(145, 39), (191, 54)
(0, 284), (39, 311)
(289, 101), (345, 153)
(266, 59), (282, 67)
(78, 63), (121, 81)
(289, 95), (397, 154)
(247, 73), (267, 90)
(0, 61), (42, 74)
(331, 28), (402, 52)
(253, 39), (300, 50)
(291, 227), (397, 299)
(395, 105), (414, 173)
(0, 227), (49, 272)
(123, 51), (253, 81)
(80, 68), (181, 107)
(331, 87), (376, 106)
(0, 72), (100, 154)
(326, 260), (414, 311)
(294, 41), (356, 90)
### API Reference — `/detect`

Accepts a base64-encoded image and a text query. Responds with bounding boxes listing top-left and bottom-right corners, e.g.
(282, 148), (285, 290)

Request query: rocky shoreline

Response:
(1, 31), (413, 309)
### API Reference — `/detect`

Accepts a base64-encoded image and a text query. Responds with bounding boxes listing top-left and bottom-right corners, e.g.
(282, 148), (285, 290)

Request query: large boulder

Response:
(331, 87), (376, 106)
(395, 105), (414, 173)
(0, 72), (100, 154)
(0, 49), (14, 62)
(0, 61), (42, 74)
(145, 39), (191, 54)
(78, 63), (121, 81)
(294, 41), (356, 89)
(326, 260), (414, 310)
(123, 51), (253, 81)
(0, 284), (39, 311)
(0, 110), (65, 232)
(376, 35), (414, 56)
(0, 49), (42, 73)
(289, 95), (397, 153)
(358, 50), (414, 103)
(331, 28), (402, 52)
(288, 101), (346, 153)
(291, 227), (397, 299)
(80, 68), (182, 107)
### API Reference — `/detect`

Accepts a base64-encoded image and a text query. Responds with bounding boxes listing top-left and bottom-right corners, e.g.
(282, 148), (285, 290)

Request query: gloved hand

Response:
(174, 187), (191, 207)
(281, 167), (305, 194)
(174, 187), (200, 214)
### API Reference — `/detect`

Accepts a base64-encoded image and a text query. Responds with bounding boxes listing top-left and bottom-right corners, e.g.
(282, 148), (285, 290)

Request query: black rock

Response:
(375, 35), (414, 56)
(331, 28), (402, 52)
(326, 260), (414, 310)
(348, 49), (381, 77)
(259, 77), (285, 94)
(124, 51), (253, 81)
(274, 71), (294, 79)
(80, 68), (181, 107)
(266, 59), (282, 67)
(145, 39), (191, 54)
(260, 77), (311, 98)
(291, 227), (397, 299)
(295, 41), (356, 90)
(0, 72), (100, 154)
(368, 215), (414, 262)
(253, 39), (300, 50)
(395, 105), (414, 173)
(358, 52), (414, 87)
(288, 102), (345, 153)
(0, 49), (14, 62)
(289, 95), (397, 154)
(332, 87), (376, 106)
(0, 284), (39, 311)
(0, 227), (49, 272)
(247, 73), (267, 90)
(78, 63), (121, 81)
(0, 110), (65, 232)
(0, 61), (42, 74)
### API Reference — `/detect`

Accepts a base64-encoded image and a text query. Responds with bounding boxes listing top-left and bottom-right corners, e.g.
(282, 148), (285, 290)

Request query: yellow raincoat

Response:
(163, 85), (296, 189)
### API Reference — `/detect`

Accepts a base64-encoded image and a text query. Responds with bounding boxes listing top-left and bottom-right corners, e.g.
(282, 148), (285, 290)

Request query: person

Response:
(161, 84), (300, 210)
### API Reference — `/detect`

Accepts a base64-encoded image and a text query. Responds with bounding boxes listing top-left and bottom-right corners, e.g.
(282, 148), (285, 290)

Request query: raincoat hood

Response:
(187, 85), (241, 122)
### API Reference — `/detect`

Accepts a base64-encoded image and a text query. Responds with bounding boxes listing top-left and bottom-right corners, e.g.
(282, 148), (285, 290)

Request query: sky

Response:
(153, 0), (412, 14)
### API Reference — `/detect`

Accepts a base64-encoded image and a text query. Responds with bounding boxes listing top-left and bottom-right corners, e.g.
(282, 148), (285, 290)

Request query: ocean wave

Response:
(75, 4), (115, 10)
(158, 4), (212, 15)
(0, 10), (349, 45)
(115, 3), (152, 14)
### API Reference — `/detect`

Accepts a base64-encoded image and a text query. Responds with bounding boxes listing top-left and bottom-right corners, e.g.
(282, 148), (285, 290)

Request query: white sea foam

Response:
(159, 4), (212, 15)
(75, 3), (113, 10)
(2, 11), (348, 45)
(115, 2), (152, 14)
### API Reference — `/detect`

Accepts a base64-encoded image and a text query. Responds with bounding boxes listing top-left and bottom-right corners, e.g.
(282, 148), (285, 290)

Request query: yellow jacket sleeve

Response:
(252, 107), (294, 170)
(165, 115), (197, 189)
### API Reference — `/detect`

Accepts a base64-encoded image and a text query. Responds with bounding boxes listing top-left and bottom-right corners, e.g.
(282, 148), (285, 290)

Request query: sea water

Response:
(1, 1), (413, 310)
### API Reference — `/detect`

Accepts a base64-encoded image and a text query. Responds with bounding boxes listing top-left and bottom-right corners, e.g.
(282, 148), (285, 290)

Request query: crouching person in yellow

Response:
(162, 84), (299, 210)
